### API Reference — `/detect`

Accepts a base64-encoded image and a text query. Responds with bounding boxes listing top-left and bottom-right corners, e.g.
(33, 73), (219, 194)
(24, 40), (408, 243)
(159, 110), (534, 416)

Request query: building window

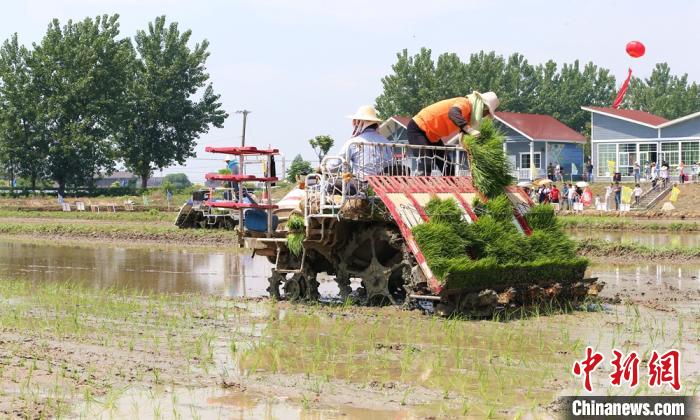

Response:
(618, 143), (636, 176)
(597, 144), (616, 177)
(520, 152), (541, 169)
(681, 142), (699, 165)
(660, 143), (679, 168)
(639, 143), (657, 166)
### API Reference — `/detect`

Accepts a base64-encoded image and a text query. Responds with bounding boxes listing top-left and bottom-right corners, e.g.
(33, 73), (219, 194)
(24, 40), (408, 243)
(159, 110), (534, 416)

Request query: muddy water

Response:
(0, 241), (272, 296)
(80, 386), (417, 420)
(572, 231), (700, 248)
(588, 261), (700, 306)
(0, 240), (348, 297)
(1, 239), (698, 301)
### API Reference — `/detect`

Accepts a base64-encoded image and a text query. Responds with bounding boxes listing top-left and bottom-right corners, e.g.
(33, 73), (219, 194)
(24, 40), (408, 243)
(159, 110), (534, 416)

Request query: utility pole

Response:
(235, 110), (251, 147)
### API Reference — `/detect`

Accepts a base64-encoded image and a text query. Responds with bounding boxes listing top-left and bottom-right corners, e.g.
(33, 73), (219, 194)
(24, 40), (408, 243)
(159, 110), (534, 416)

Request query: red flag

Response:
(613, 68), (633, 108)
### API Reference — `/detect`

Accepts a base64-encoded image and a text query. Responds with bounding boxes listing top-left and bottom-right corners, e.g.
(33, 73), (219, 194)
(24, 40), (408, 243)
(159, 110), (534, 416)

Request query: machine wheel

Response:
(283, 273), (306, 301)
(338, 224), (406, 305)
(267, 269), (284, 300)
(335, 263), (352, 301)
(268, 266), (319, 302)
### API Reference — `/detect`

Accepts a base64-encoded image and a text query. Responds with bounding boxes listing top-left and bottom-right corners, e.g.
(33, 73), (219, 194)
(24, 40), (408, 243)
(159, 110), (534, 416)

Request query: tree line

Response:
(376, 48), (700, 135)
(0, 14), (227, 195)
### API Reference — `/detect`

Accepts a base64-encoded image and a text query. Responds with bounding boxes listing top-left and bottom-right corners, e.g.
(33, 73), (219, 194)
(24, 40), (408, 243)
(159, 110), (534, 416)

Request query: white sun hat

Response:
(475, 91), (500, 115)
(345, 105), (383, 122)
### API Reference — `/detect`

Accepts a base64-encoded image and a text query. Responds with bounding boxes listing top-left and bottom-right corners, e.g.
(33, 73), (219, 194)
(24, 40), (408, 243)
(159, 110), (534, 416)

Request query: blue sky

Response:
(2, 0), (699, 182)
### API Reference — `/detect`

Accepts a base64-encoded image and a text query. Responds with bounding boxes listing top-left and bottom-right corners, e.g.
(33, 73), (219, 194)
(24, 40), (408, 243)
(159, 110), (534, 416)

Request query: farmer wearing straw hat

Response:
(407, 91), (499, 175)
(327, 105), (392, 190)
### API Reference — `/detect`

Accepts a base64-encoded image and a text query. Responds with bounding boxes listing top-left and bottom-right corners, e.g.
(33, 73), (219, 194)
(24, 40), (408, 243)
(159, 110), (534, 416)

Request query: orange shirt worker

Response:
(406, 91), (499, 175)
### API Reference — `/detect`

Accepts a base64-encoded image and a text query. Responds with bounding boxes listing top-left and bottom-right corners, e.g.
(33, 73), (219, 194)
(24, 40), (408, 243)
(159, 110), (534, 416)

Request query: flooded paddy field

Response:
(0, 238), (698, 418)
(572, 231), (700, 248)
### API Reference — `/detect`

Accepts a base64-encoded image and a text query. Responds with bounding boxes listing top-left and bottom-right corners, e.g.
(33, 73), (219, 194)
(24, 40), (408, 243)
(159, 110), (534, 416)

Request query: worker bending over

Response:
(408, 91), (499, 175)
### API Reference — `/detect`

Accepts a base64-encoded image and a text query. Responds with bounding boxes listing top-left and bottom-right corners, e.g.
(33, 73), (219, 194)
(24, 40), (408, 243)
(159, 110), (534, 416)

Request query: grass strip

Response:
(0, 209), (175, 222)
(0, 220), (235, 243)
(559, 216), (700, 232)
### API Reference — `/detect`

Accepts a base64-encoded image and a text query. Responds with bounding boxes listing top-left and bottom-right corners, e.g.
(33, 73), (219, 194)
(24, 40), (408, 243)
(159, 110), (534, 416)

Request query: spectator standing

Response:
(561, 184), (569, 210)
(633, 183), (643, 206)
(586, 160), (594, 182)
(550, 184), (560, 210)
(679, 161), (685, 184)
(605, 183), (613, 211)
(644, 161), (651, 181)
(633, 162), (641, 183)
(582, 186), (593, 207)
(555, 163), (563, 182)
(613, 182), (622, 210)
(537, 185), (546, 204)
(547, 162), (554, 180)
(660, 164), (669, 189)
(567, 183), (577, 210)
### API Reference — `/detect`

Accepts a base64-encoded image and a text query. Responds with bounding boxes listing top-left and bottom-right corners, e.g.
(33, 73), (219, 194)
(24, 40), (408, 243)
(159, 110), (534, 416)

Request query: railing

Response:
(305, 141), (470, 219)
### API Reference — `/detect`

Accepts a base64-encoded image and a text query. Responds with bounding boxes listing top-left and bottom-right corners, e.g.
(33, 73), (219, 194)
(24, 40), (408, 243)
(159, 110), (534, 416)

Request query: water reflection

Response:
(0, 241), (273, 297)
(588, 262), (700, 291)
(1, 240), (698, 300)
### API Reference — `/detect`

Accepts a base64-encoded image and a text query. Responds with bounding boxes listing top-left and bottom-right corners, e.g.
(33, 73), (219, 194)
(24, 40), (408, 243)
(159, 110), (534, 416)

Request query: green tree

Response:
(117, 16), (228, 189)
(308, 135), (334, 162)
(163, 172), (191, 189)
(286, 154), (313, 182)
(432, 52), (469, 100)
(375, 48), (437, 118)
(463, 50), (506, 95)
(624, 63), (700, 120)
(374, 49), (616, 136)
(0, 34), (47, 191)
(498, 53), (538, 113)
(30, 15), (134, 195)
(536, 60), (615, 132)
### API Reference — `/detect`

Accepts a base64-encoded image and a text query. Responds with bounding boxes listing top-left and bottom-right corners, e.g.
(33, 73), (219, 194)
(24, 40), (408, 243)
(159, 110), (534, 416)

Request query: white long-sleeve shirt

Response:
(327, 128), (393, 180)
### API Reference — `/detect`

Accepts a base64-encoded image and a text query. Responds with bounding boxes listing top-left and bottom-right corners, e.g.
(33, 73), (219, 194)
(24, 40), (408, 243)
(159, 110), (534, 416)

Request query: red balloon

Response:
(626, 41), (645, 58)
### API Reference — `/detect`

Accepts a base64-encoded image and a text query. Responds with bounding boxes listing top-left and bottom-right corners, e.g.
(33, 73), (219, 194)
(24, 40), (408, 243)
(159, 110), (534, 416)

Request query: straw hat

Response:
(475, 91), (500, 115)
(345, 105), (382, 122)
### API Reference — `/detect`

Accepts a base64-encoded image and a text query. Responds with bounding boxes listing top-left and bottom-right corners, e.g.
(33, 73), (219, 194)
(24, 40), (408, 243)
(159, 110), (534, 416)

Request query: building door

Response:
(519, 152), (541, 179)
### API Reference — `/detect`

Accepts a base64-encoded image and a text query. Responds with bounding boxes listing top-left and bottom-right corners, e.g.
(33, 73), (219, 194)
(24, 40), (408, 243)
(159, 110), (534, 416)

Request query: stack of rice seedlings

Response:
(525, 204), (558, 231)
(286, 214), (305, 256)
(424, 197), (465, 224)
(461, 119), (514, 199)
(411, 196), (587, 288)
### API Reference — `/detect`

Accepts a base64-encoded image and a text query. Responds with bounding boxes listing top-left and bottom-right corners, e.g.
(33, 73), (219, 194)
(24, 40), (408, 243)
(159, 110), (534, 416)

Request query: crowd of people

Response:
(527, 181), (638, 212)
(529, 182), (591, 211)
